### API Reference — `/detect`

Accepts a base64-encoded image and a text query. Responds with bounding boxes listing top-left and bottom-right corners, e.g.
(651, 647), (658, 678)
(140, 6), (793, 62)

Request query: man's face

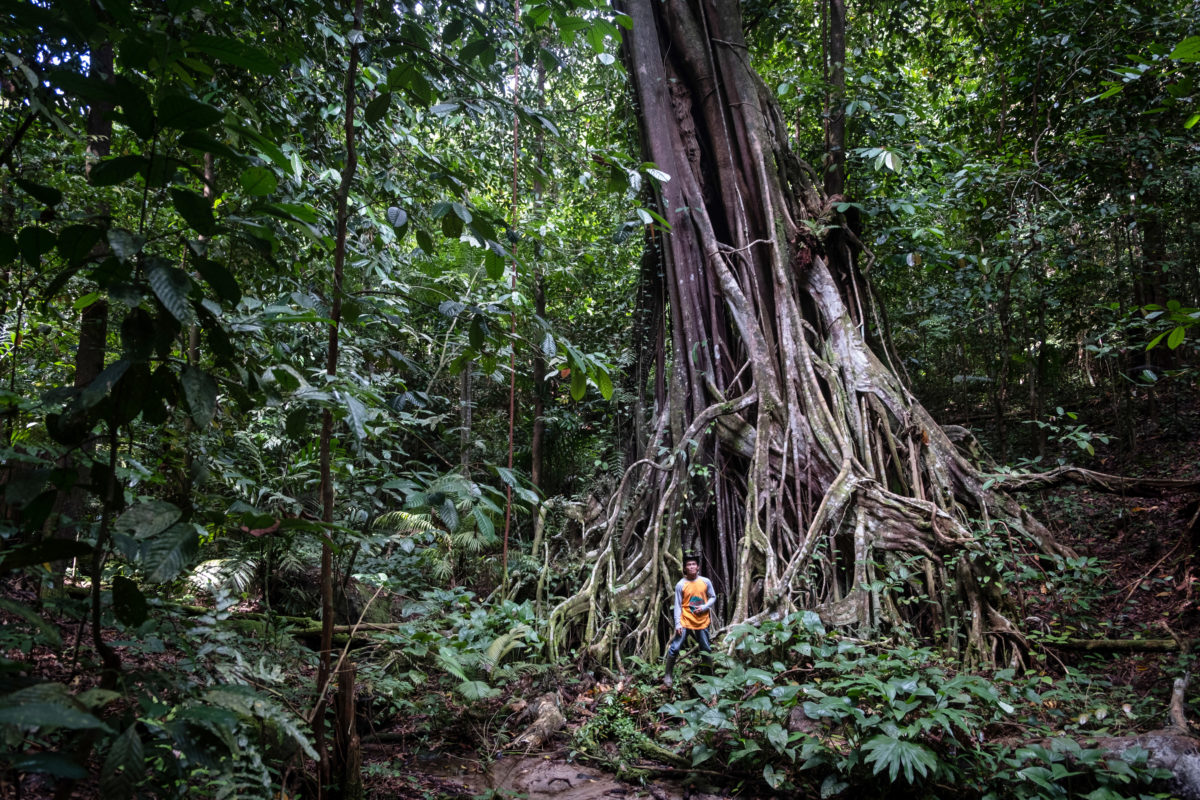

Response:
(684, 560), (699, 579)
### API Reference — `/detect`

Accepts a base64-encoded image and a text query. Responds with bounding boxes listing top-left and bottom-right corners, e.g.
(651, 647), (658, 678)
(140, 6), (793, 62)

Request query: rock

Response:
(1100, 730), (1200, 800)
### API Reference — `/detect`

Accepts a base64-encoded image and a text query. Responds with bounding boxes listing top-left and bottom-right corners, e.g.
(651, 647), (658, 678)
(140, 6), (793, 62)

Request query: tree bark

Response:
(550, 0), (1068, 667)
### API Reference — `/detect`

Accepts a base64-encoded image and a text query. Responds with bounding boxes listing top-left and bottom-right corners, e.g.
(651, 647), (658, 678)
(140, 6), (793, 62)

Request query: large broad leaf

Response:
(456, 680), (500, 701)
(57, 225), (104, 265)
(239, 165), (277, 195)
(114, 500), (182, 538)
(147, 264), (195, 324)
(101, 724), (145, 799)
(111, 575), (148, 628)
(194, 259), (241, 306)
(344, 392), (368, 440)
(386, 206), (407, 228)
(861, 735), (938, 784)
(89, 155), (145, 186)
(80, 360), (131, 408)
(157, 94), (223, 130)
(188, 34), (280, 72)
(365, 92), (391, 125)
(16, 179), (62, 207)
(181, 365), (217, 428)
(170, 189), (215, 235)
(107, 228), (146, 261)
(140, 522), (199, 584)
(0, 696), (111, 732)
(18, 226), (56, 267)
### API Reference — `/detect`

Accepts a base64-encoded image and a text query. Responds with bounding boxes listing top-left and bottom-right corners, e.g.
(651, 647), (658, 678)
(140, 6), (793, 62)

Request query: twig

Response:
(1119, 538), (1184, 609)
(306, 583), (385, 724)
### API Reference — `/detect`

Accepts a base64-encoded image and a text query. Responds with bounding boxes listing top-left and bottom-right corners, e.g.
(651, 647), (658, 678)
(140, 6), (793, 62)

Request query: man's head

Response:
(683, 554), (700, 579)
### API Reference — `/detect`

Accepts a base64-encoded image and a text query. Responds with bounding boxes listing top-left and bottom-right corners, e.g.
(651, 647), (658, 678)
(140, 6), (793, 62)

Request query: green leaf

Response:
(762, 763), (785, 789)
(0, 233), (16, 265)
(1167, 325), (1186, 349)
(80, 360), (131, 408)
(181, 365), (217, 428)
(436, 646), (468, 681)
(115, 500), (182, 537)
(177, 130), (244, 161)
(386, 206), (408, 228)
(188, 34), (280, 72)
(0, 598), (62, 647)
(0, 702), (111, 732)
(18, 226), (56, 267)
(540, 332), (556, 357)
(157, 94), (223, 130)
(365, 92), (391, 125)
(764, 722), (789, 753)
(112, 575), (148, 627)
(203, 686), (317, 760)
(239, 165), (277, 195)
(570, 368), (586, 401)
(148, 264), (195, 324)
(194, 259), (241, 306)
(140, 522), (199, 584)
(593, 367), (613, 400)
(107, 228), (146, 261)
(101, 724), (145, 799)
(115, 79), (155, 140)
(89, 155), (145, 186)
(484, 248), (506, 280)
(345, 392), (368, 440)
(861, 735), (938, 783)
(1185, 113), (1200, 129)
(16, 178), (62, 207)
(11, 752), (87, 779)
(442, 213), (463, 239)
(1170, 36), (1200, 61)
(456, 680), (500, 701)
(170, 188), (215, 235)
(57, 225), (104, 265)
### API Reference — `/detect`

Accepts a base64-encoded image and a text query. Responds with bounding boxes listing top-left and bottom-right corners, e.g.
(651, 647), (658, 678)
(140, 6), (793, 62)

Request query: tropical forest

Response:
(2, 0), (1200, 797)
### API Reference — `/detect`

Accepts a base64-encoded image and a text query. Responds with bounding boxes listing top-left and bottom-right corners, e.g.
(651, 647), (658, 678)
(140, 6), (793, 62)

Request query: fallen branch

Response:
(989, 467), (1200, 495)
(1057, 638), (1197, 652)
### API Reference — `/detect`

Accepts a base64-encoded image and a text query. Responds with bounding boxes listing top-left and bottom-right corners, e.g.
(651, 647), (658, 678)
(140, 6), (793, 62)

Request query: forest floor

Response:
(2, 399), (1197, 799)
(360, 398), (1200, 800)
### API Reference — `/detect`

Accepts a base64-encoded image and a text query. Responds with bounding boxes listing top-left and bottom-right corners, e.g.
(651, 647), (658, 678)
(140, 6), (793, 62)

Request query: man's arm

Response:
(673, 581), (684, 629)
(698, 577), (717, 612)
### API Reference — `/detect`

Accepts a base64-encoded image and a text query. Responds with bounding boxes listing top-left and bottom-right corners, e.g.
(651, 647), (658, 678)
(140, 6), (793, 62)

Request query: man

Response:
(663, 554), (716, 688)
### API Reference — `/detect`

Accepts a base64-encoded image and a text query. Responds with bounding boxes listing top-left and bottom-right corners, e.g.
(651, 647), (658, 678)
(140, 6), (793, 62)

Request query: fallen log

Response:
(989, 467), (1200, 495)
(1057, 638), (1196, 652)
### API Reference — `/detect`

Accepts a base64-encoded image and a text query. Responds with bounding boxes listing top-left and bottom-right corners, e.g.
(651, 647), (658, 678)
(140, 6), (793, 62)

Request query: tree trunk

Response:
(550, 0), (1068, 667)
(316, 0), (362, 793)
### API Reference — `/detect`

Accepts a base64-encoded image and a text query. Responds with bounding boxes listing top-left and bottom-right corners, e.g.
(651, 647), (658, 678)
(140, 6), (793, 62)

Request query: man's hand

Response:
(675, 626), (683, 637)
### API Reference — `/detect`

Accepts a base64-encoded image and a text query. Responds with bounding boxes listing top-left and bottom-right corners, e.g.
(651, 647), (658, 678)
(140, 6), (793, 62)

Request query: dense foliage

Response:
(1, 0), (1196, 797)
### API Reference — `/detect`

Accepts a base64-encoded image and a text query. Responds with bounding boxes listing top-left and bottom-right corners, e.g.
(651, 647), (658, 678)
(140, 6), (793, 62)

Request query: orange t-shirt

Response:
(676, 577), (714, 630)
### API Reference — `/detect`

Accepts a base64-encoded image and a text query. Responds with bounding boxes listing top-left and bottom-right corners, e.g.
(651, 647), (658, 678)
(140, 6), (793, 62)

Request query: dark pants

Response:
(667, 626), (711, 656)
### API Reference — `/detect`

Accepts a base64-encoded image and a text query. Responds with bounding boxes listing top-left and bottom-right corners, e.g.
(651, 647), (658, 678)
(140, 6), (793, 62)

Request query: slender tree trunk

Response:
(316, 1), (362, 794)
(460, 362), (472, 474)
(530, 60), (548, 495)
(824, 0), (846, 200)
(47, 31), (113, 586)
(551, 0), (1067, 667)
